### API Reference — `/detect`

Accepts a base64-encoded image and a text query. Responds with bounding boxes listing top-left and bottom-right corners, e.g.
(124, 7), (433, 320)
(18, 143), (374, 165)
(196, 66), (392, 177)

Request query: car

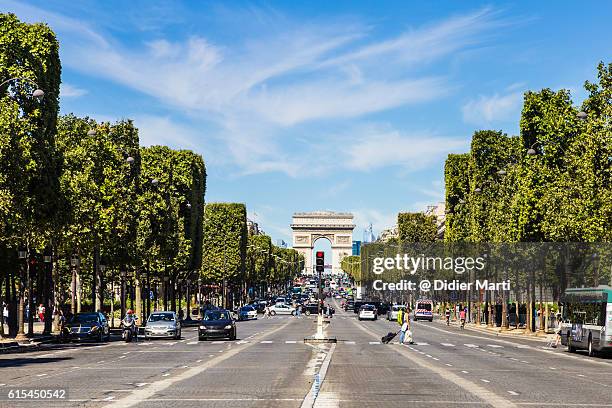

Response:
(344, 300), (355, 312)
(238, 306), (258, 321)
(414, 299), (434, 322)
(275, 297), (286, 304)
(199, 309), (236, 341)
(358, 304), (377, 321)
(387, 305), (407, 321)
(144, 311), (181, 340)
(269, 303), (296, 315)
(65, 312), (110, 342)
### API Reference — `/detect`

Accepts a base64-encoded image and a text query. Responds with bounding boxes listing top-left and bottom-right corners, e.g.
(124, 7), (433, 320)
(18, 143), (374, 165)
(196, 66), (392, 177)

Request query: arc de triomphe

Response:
(291, 211), (355, 276)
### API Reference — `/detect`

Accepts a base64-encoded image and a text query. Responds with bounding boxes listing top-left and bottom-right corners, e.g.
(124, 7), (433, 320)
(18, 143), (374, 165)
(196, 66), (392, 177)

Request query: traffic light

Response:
(316, 251), (324, 273)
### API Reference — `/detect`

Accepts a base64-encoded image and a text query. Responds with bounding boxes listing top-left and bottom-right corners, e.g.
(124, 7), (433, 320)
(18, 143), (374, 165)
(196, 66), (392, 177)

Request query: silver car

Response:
(144, 311), (181, 340)
(387, 305), (406, 321)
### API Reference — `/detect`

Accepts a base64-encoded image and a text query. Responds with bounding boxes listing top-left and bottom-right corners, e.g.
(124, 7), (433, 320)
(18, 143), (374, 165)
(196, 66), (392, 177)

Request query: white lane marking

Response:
(209, 354), (214, 357)
(119, 356), (126, 359)
(162, 373), (170, 377)
(187, 341), (198, 345)
(345, 341), (355, 345)
(508, 391), (519, 396)
(97, 360), (105, 363)
(285, 340), (297, 344)
(36, 373), (47, 377)
(549, 367), (556, 370)
(426, 354), (433, 358)
(516, 345), (530, 349)
(481, 379), (490, 383)
(509, 358), (518, 361)
(441, 343), (455, 347)
(196, 359), (202, 363)
(165, 342), (177, 346)
(103, 396), (115, 401)
(236, 340), (249, 344)
(464, 344), (478, 348)
(487, 344), (503, 348)
(461, 370), (469, 374)
(122, 352), (130, 355)
(0, 384), (5, 386)
(368, 341), (380, 344)
(260, 340), (274, 344)
(432, 357), (440, 361)
(415, 342), (429, 345)
(135, 383), (149, 387)
(445, 363), (453, 367)
(577, 374), (585, 377)
(521, 361), (529, 364)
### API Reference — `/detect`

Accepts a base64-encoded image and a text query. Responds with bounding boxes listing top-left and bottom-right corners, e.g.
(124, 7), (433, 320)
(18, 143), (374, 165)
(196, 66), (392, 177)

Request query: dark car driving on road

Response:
(65, 312), (110, 342)
(199, 309), (236, 341)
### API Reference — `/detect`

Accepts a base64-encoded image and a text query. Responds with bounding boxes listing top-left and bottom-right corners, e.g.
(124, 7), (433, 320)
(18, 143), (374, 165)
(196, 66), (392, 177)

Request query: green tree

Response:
(397, 213), (437, 242)
(0, 13), (62, 336)
(201, 203), (247, 307)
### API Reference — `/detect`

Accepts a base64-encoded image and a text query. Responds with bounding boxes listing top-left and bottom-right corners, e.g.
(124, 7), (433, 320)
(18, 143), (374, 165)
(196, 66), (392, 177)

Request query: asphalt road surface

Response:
(0, 301), (611, 408)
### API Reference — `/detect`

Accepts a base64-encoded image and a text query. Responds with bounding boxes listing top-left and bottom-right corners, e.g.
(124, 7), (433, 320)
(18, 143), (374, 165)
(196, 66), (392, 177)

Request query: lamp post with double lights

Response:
(0, 77), (44, 102)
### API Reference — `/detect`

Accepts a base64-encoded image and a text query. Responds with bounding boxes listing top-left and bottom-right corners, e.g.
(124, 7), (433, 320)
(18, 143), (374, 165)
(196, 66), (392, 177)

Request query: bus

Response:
(560, 286), (612, 356)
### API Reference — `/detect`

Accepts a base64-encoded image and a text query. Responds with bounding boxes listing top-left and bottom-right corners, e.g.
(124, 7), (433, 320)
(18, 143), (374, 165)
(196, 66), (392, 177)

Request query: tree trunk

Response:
(135, 270), (142, 325)
(43, 260), (53, 335)
(17, 263), (26, 338)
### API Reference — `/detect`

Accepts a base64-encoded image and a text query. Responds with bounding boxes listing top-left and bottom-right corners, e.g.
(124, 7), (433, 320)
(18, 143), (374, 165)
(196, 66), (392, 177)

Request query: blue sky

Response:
(2, 1), (611, 245)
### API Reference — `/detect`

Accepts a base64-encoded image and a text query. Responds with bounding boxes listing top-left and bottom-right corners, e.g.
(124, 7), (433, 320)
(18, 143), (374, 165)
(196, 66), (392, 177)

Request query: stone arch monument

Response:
(291, 211), (355, 276)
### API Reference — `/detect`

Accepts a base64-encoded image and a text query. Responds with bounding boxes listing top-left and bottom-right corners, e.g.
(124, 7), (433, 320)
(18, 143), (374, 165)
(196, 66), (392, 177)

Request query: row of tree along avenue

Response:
(342, 62), (612, 333)
(0, 13), (302, 340)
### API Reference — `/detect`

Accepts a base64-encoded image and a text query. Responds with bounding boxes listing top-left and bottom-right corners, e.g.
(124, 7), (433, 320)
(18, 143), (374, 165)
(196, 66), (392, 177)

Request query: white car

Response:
(358, 304), (377, 321)
(387, 305), (406, 321)
(269, 303), (296, 316)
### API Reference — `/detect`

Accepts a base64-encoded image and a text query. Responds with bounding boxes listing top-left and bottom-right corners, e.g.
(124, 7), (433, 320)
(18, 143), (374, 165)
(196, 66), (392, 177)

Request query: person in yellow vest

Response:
(397, 308), (404, 326)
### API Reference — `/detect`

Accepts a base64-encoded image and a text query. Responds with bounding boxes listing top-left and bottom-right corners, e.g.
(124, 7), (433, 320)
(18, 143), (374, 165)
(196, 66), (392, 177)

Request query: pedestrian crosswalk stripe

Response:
(487, 344), (503, 348)
(441, 343), (455, 347)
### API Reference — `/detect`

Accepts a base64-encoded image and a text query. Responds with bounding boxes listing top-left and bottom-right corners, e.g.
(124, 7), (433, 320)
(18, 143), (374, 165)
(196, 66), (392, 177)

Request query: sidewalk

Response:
(0, 321), (56, 353)
(433, 316), (551, 343)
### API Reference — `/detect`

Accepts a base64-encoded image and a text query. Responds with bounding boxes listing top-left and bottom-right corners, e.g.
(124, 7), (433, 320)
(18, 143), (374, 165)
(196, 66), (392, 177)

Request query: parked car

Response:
(199, 309), (236, 341)
(358, 304), (377, 321)
(238, 306), (258, 321)
(387, 305), (406, 321)
(65, 312), (110, 342)
(144, 311), (181, 340)
(269, 303), (296, 316)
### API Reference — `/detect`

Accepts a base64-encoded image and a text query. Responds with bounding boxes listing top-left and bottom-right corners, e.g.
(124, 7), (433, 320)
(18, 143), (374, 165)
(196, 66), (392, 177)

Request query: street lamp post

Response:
(70, 254), (80, 314)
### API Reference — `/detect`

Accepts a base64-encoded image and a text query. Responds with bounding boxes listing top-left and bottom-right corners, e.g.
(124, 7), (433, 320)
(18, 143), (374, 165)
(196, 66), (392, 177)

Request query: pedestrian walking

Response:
(38, 304), (45, 322)
(405, 308), (414, 344)
(296, 304), (301, 318)
(459, 307), (466, 329)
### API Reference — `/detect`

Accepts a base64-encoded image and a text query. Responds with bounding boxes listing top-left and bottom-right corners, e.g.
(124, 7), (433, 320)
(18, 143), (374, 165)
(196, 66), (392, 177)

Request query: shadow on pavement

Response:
(0, 356), (72, 368)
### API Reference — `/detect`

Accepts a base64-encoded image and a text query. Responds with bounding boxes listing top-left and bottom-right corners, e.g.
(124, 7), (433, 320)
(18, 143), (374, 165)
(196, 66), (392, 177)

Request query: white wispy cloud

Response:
(345, 127), (468, 172)
(2, 1), (508, 177)
(60, 83), (88, 98)
(462, 85), (525, 125)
